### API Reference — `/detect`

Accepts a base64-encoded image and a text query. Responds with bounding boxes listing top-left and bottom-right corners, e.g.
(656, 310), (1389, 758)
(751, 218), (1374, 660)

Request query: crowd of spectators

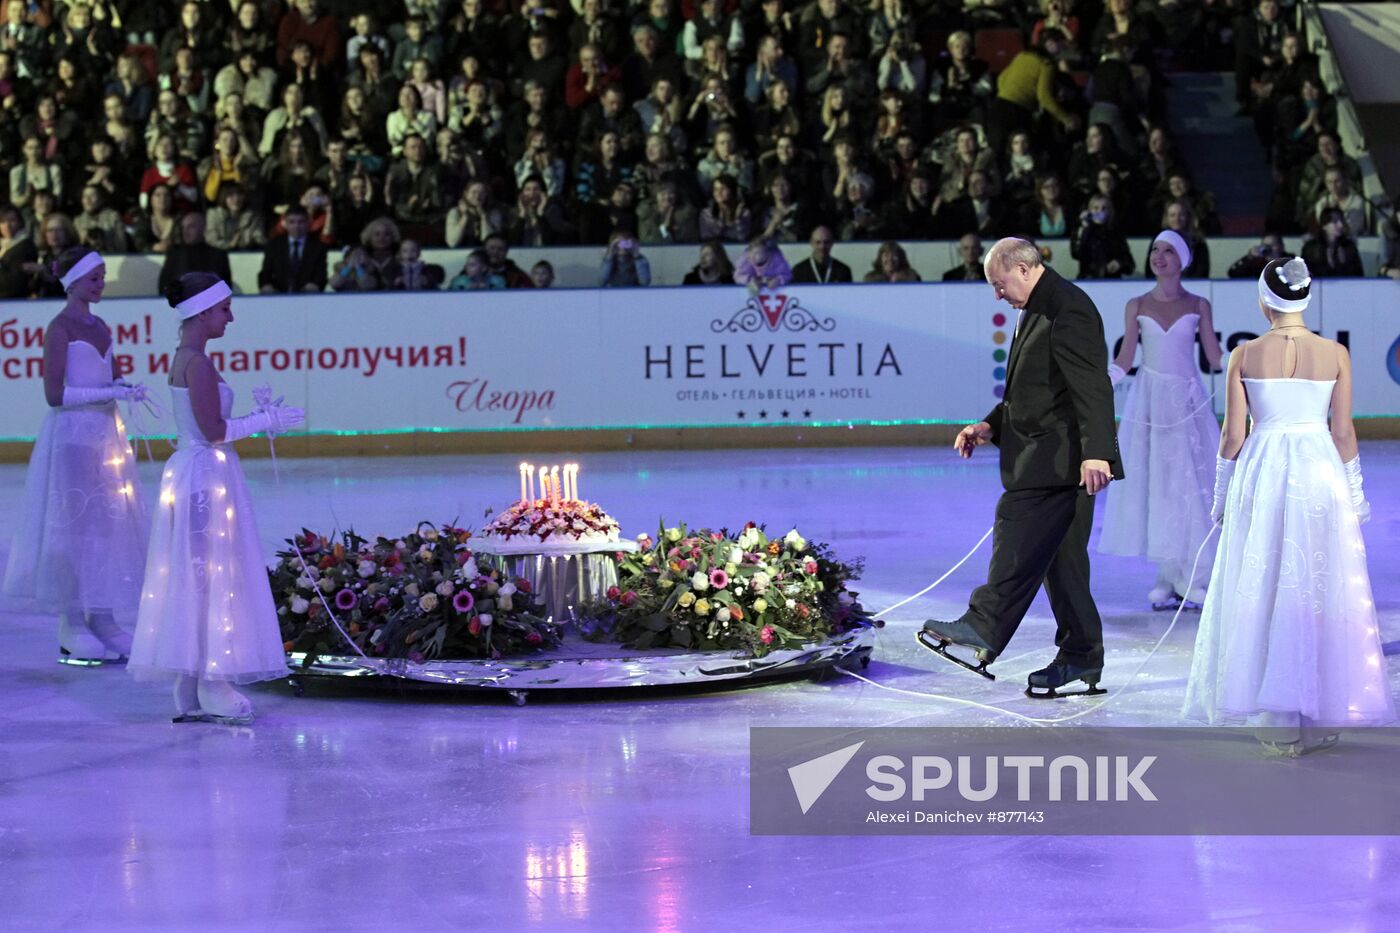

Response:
(0, 0), (1385, 297)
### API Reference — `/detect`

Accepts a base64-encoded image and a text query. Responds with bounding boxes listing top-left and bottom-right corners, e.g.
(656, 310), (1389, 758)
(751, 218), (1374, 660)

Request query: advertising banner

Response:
(0, 280), (1396, 441)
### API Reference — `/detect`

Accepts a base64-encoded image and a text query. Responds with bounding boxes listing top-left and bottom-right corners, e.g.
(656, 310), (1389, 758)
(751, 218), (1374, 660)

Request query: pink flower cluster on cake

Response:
(482, 500), (621, 544)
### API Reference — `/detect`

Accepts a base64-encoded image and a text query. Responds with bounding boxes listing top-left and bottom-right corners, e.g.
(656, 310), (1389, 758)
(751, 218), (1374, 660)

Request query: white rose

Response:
(784, 530), (806, 552)
(460, 558), (479, 580)
(357, 560), (376, 579)
(724, 562), (738, 575)
(416, 545), (435, 562)
(729, 545), (745, 564)
(691, 571), (709, 591)
(295, 575), (313, 589)
(422, 528), (439, 542)
(786, 599), (796, 609)
(419, 593), (439, 612)
(753, 572), (771, 590)
(499, 594), (513, 611)
(716, 607), (731, 623)
(499, 582), (517, 597)
(290, 596), (310, 614)
(319, 577), (336, 593)
(436, 581), (454, 597)
(479, 613), (493, 627)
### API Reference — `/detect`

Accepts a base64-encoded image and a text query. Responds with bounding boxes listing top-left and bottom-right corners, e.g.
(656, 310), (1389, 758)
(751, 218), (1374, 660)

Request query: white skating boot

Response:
(58, 613), (130, 666)
(1180, 586), (1207, 612)
(172, 675), (203, 723)
(1148, 573), (1179, 612)
(197, 679), (254, 725)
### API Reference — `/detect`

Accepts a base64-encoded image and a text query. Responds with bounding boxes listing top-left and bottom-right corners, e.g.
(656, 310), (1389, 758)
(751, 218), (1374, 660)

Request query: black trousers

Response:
(959, 485), (1104, 668)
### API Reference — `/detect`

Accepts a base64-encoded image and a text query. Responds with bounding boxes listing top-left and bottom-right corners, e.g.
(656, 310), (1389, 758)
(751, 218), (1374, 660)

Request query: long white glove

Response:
(62, 381), (146, 405)
(1342, 455), (1371, 525)
(1108, 363), (1127, 387)
(222, 404), (305, 443)
(1210, 455), (1237, 524)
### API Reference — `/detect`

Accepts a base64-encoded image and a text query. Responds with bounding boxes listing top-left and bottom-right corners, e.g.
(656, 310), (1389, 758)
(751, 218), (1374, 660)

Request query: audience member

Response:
(682, 238), (736, 285)
(789, 226), (852, 283)
(258, 205), (329, 292)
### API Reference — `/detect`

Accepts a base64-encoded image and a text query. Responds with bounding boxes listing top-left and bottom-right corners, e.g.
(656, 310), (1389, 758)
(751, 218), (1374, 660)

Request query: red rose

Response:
(515, 578), (532, 594)
(804, 560), (818, 575)
(606, 585), (621, 600)
(620, 590), (637, 607)
(468, 617), (482, 636)
(525, 631), (543, 646)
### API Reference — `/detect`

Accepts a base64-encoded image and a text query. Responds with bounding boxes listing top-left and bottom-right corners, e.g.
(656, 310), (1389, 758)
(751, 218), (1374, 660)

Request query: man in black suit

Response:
(941, 233), (984, 281)
(789, 226), (852, 284)
(158, 212), (231, 293)
(258, 205), (328, 293)
(922, 237), (1122, 697)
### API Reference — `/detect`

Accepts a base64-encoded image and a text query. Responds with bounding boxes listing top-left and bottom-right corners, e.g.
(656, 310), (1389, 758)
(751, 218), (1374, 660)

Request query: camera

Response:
(616, 238), (637, 251)
(706, 92), (718, 102)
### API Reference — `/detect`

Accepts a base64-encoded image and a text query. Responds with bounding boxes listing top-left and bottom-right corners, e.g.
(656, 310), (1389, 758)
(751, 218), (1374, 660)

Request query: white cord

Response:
(846, 524), (1221, 725)
(872, 526), (993, 619)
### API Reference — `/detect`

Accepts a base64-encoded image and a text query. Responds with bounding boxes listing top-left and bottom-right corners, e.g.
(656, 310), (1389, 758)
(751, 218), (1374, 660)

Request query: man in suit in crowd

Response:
(258, 205), (328, 293)
(921, 237), (1122, 698)
(942, 233), (984, 281)
(789, 226), (852, 283)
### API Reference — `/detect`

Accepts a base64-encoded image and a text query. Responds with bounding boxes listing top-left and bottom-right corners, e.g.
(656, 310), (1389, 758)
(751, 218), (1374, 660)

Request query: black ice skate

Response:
(1024, 661), (1106, 699)
(917, 620), (998, 681)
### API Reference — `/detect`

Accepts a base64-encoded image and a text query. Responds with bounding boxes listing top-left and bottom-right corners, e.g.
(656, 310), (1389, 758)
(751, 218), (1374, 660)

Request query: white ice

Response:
(2, 441), (1398, 930)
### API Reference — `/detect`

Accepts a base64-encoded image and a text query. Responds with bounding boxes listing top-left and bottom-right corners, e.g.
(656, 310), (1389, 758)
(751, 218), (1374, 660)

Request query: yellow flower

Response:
(753, 598), (768, 613)
(693, 598), (710, 616)
(666, 527), (682, 542)
(678, 591), (696, 607)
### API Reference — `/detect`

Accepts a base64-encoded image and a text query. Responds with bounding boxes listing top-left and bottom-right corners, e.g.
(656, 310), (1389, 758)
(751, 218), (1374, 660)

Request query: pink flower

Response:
(667, 547), (681, 559)
(468, 617), (481, 636)
(525, 631), (543, 646)
(514, 578), (532, 594)
(456, 549), (473, 564)
(334, 588), (357, 611)
(606, 585), (621, 600)
(804, 560), (818, 575)
(710, 532), (723, 542)
(620, 590), (638, 607)
(709, 569), (729, 590)
(453, 590), (475, 614)
(638, 535), (654, 550)
(760, 626), (775, 645)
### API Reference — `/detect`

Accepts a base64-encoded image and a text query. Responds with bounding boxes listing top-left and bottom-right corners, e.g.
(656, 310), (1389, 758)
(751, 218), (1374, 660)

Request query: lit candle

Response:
(519, 462), (528, 503)
(526, 464), (536, 502)
(551, 466), (561, 505)
(573, 464), (581, 502)
(539, 472), (549, 503)
(568, 463), (578, 502)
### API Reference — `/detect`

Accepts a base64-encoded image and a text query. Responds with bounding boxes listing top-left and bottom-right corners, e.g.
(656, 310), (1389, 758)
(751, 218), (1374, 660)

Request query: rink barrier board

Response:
(1, 280), (1396, 461)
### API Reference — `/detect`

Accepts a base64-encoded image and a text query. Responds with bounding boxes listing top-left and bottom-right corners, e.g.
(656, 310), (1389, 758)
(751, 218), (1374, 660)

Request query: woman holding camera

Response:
(598, 232), (651, 287)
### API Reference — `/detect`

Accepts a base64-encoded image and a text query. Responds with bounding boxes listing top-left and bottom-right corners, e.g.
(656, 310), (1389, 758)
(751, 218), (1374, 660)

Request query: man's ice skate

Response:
(916, 619), (997, 681)
(1024, 661), (1106, 699)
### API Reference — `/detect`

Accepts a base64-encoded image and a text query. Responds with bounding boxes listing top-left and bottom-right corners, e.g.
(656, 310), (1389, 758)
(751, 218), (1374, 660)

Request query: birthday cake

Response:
(478, 463), (631, 555)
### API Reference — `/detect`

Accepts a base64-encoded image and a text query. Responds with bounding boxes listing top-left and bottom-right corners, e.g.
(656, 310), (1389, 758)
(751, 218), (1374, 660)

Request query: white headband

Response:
(1152, 230), (1191, 272)
(1257, 264), (1311, 314)
(59, 252), (104, 289)
(175, 281), (232, 319)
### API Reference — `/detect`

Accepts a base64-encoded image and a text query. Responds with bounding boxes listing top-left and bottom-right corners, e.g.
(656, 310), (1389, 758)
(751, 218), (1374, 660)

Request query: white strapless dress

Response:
(2, 341), (149, 619)
(1099, 313), (1219, 574)
(1183, 378), (1396, 727)
(128, 383), (288, 684)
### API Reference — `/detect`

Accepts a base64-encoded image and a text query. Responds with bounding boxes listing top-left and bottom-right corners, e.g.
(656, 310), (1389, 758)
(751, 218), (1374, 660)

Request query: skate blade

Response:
(203, 713), (254, 726)
(915, 630), (996, 681)
(1024, 684), (1108, 700)
(1151, 598), (1182, 612)
(171, 713), (207, 724)
(57, 652), (106, 667)
(1180, 601), (1203, 613)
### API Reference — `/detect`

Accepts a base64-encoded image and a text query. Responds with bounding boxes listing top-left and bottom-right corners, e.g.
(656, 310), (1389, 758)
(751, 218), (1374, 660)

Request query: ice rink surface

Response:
(3, 441), (1398, 931)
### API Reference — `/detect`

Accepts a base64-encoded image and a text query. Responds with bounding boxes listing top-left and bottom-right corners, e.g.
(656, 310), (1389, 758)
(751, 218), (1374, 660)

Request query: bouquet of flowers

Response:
(579, 522), (876, 656)
(482, 499), (620, 543)
(271, 521), (561, 665)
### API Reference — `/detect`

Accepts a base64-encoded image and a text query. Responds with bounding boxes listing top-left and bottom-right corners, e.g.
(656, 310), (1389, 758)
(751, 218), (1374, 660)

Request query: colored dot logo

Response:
(992, 312), (1009, 397)
(1388, 335), (1400, 386)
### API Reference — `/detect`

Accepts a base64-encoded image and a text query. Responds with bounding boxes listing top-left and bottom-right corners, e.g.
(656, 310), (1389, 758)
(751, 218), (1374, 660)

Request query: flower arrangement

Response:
(272, 521), (561, 665)
(579, 522), (876, 656)
(482, 499), (621, 544)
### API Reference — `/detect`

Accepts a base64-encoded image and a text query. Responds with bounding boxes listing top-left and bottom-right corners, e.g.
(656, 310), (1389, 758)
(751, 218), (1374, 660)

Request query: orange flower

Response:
(768, 542), (781, 555)
(796, 603), (810, 619)
(333, 543), (346, 562)
(729, 605), (744, 621)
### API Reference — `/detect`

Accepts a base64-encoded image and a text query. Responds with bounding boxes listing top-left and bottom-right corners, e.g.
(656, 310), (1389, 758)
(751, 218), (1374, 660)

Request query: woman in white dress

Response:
(1100, 230), (1225, 610)
(3, 248), (150, 664)
(1183, 257), (1395, 752)
(128, 273), (304, 724)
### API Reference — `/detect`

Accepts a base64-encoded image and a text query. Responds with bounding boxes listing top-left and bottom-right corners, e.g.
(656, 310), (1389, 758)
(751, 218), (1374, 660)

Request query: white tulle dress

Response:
(1183, 378), (1396, 727)
(128, 383), (288, 684)
(1100, 311), (1219, 589)
(2, 340), (148, 619)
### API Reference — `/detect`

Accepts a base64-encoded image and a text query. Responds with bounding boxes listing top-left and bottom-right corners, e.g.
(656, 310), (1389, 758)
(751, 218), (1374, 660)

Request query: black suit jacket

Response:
(790, 257), (852, 283)
(258, 236), (329, 292)
(984, 266), (1123, 491)
(158, 242), (232, 292)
